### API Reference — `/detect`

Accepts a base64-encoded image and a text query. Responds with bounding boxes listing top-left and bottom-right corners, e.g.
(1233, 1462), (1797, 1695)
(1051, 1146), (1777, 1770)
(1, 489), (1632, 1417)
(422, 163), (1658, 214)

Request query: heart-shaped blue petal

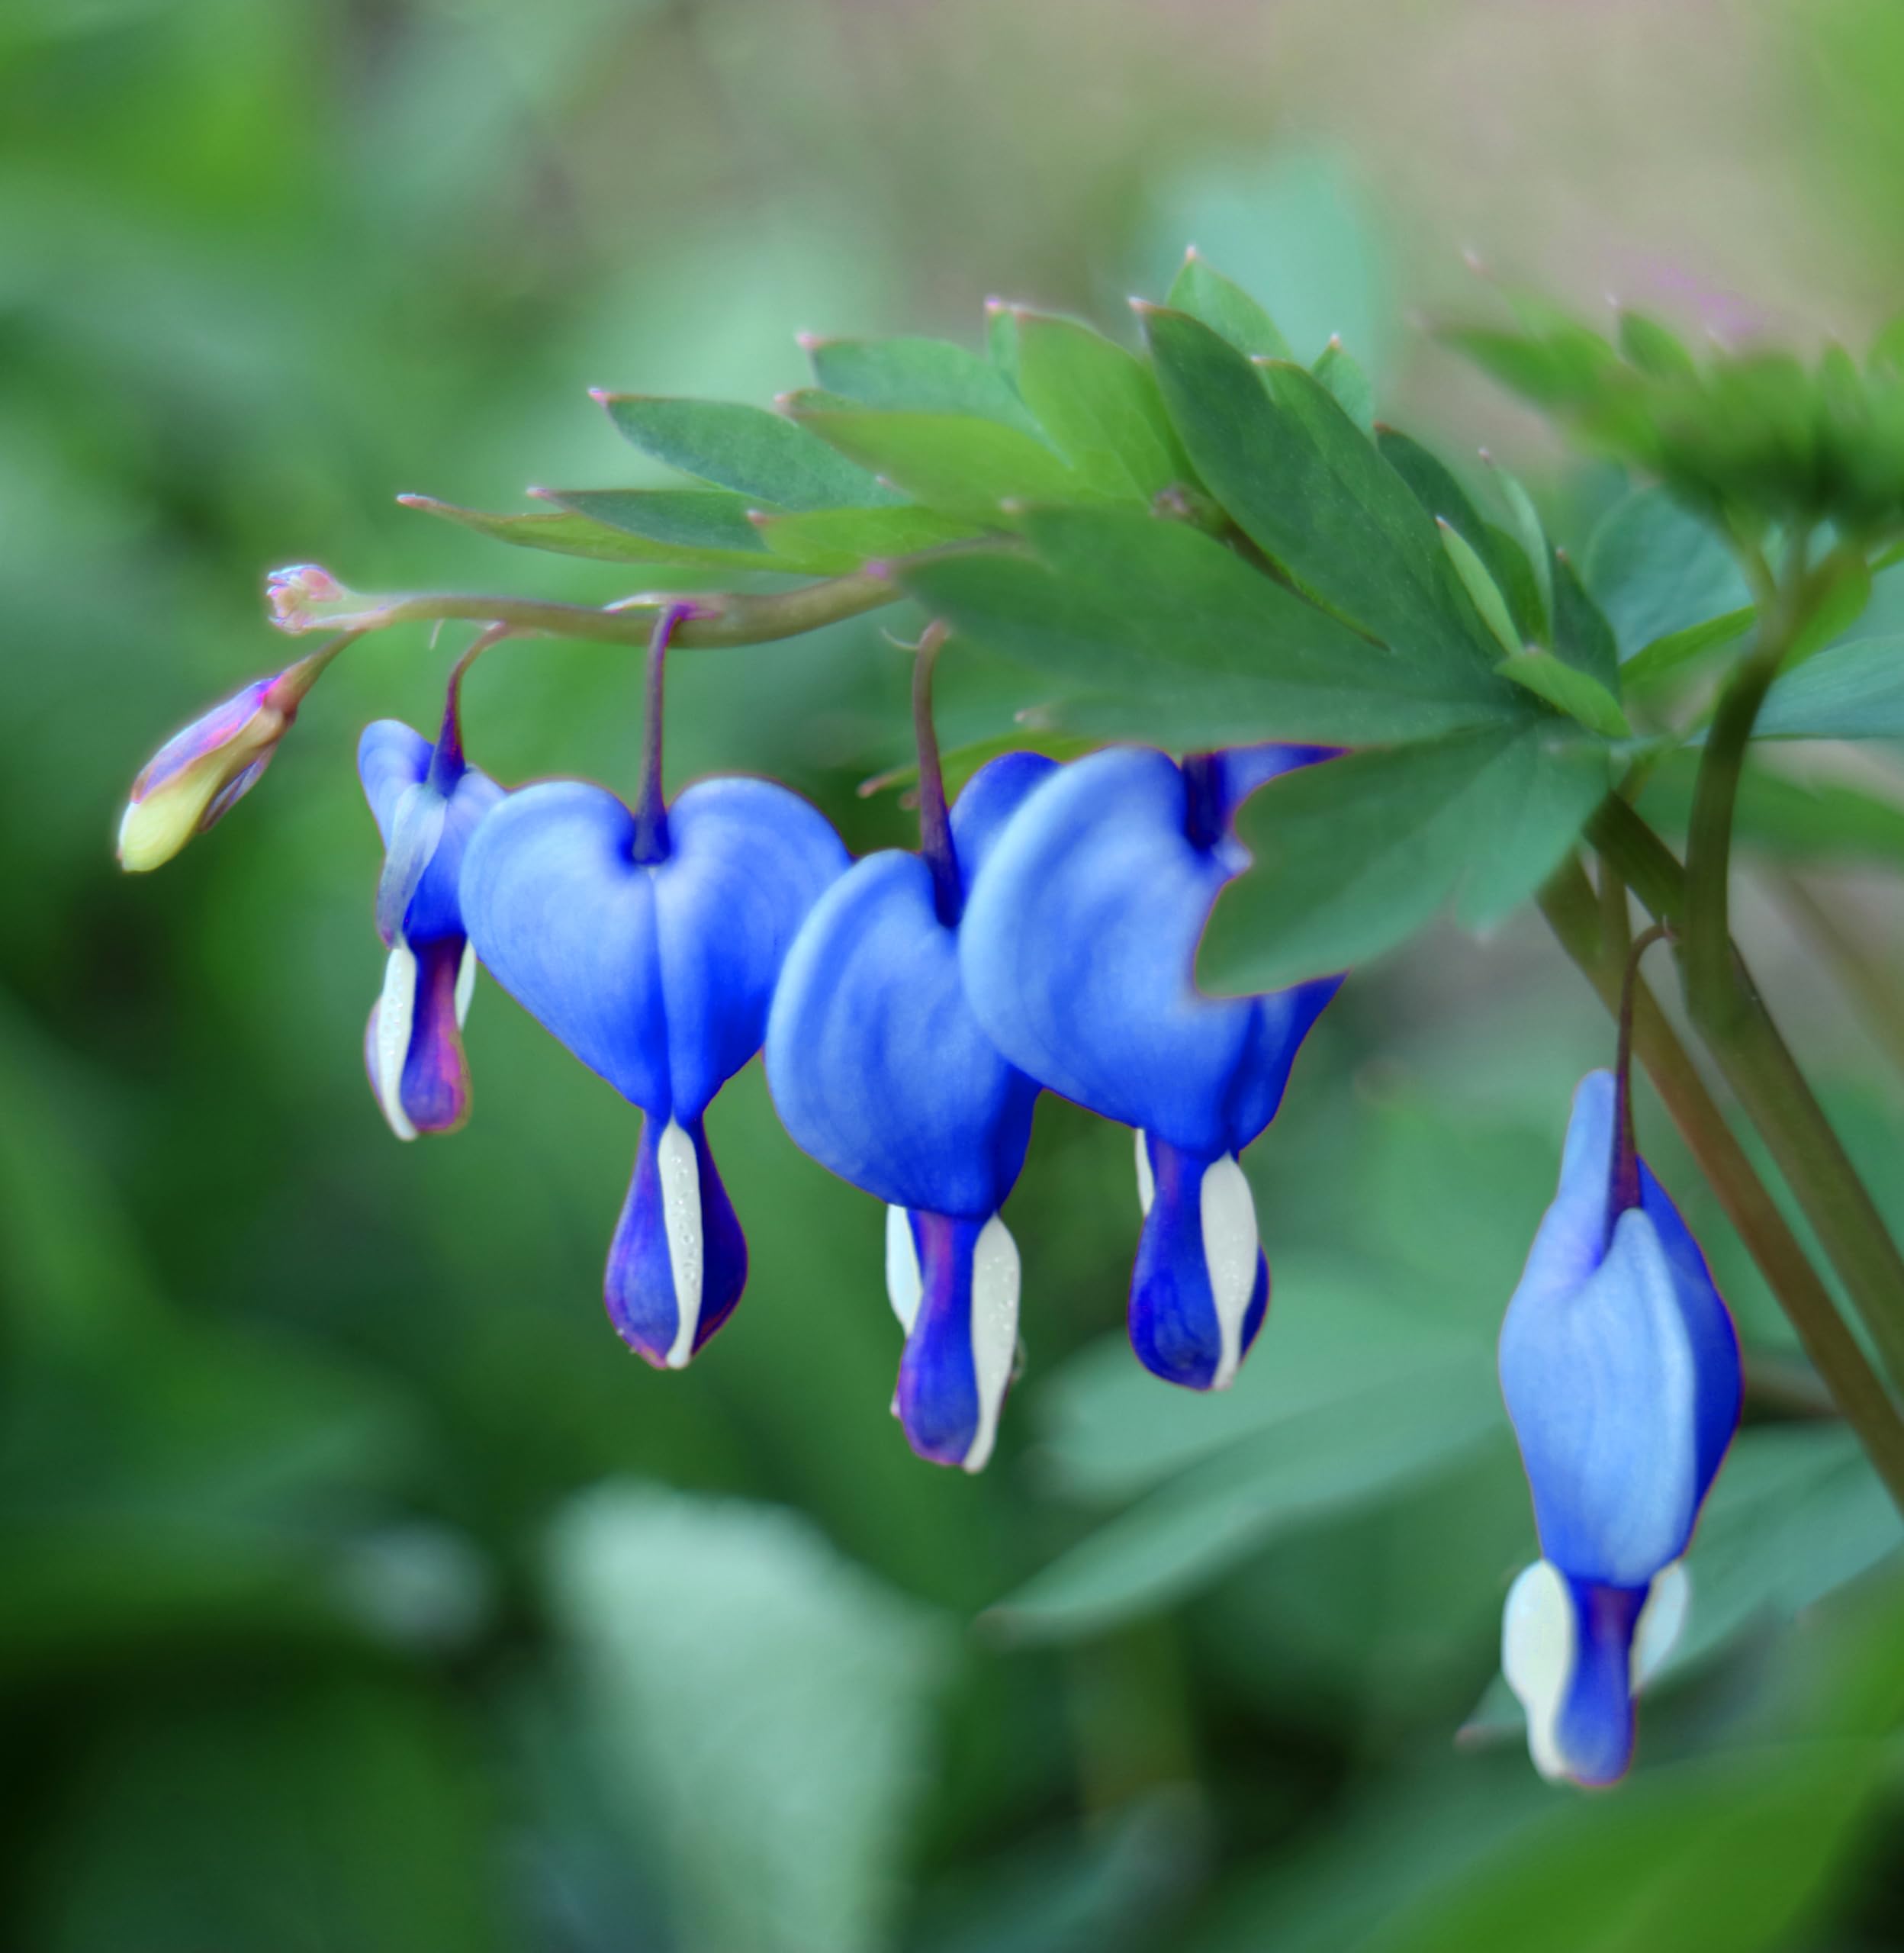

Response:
(766, 850), (1037, 1216)
(359, 719), (503, 946)
(960, 745), (1339, 1157)
(460, 774), (847, 1119)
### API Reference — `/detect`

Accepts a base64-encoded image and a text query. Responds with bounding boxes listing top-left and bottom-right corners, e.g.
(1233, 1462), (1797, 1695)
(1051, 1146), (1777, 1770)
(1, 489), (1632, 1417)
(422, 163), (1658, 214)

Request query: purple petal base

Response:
(605, 1112), (747, 1367)
(1130, 1134), (1269, 1391)
(896, 1211), (987, 1468)
(1555, 1575), (1648, 1787)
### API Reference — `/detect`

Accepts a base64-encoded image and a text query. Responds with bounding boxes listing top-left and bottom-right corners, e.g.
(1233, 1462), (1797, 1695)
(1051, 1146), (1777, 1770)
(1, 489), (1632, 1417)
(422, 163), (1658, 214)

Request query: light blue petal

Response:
(654, 777), (851, 1118)
(358, 721), (431, 840)
(1507, 1070), (1619, 1323)
(404, 767), (503, 944)
(960, 745), (1330, 1155)
(459, 780), (671, 1112)
(766, 851), (1038, 1217)
(1213, 742), (1339, 824)
(948, 751), (1060, 886)
(1501, 1201), (1702, 1584)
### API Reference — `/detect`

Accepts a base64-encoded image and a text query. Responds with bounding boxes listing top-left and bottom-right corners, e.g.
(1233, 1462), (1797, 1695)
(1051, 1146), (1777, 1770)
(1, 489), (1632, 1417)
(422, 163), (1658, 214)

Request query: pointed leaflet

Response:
(1377, 428), (1549, 652)
(1165, 250), (1295, 360)
(1496, 651), (1631, 738)
(750, 504), (978, 573)
(537, 489), (770, 558)
(1748, 635), (1904, 739)
(1312, 338), (1375, 433)
(598, 394), (900, 510)
(899, 507), (1529, 747)
(1143, 305), (1506, 679)
(1009, 310), (1197, 501)
(1198, 722), (1612, 992)
(1584, 486), (1754, 662)
(398, 494), (705, 566)
(783, 392), (1092, 521)
(804, 335), (1050, 441)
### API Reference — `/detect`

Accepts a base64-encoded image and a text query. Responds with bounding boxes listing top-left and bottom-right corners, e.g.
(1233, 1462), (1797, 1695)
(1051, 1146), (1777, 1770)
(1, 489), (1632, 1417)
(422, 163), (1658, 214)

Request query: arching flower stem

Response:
(1607, 921), (1671, 1240)
(911, 620), (962, 928)
(632, 603), (705, 867)
(426, 623), (513, 793)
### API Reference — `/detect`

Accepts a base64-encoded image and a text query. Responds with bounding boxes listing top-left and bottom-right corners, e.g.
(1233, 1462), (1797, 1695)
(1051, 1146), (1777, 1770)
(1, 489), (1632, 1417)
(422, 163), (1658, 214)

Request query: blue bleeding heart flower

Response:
(358, 715), (503, 1139)
(765, 751), (1055, 1472)
(958, 744), (1341, 1392)
(460, 768), (847, 1369)
(1497, 1070), (1742, 1787)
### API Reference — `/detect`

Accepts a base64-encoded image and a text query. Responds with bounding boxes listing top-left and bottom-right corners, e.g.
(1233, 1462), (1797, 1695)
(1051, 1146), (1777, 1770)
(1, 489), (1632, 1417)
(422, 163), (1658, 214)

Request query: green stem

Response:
(1539, 857), (1904, 1513)
(359, 570), (900, 648)
(1592, 796), (1904, 1394)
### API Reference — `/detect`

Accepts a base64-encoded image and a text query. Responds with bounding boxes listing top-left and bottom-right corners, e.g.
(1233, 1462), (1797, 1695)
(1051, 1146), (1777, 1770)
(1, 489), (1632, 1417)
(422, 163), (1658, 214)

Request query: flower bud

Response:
(267, 564), (388, 635)
(117, 652), (332, 873)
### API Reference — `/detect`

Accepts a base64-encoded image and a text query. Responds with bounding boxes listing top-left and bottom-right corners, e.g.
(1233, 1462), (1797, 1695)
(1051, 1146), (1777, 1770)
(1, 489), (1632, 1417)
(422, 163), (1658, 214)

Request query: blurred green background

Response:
(9, 1), (1904, 1947)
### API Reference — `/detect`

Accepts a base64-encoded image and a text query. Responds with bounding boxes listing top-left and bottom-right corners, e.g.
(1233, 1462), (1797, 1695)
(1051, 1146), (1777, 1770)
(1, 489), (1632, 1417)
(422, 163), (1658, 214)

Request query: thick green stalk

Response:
(1592, 796), (1904, 1392)
(1539, 858), (1904, 1513)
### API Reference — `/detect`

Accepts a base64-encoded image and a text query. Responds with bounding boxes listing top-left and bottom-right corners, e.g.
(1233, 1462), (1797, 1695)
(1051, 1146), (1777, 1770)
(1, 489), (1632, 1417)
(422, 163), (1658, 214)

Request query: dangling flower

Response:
(458, 605), (847, 1369)
(358, 639), (505, 1140)
(765, 629), (1049, 1473)
(957, 744), (1341, 1392)
(117, 638), (355, 872)
(1498, 1061), (1741, 1787)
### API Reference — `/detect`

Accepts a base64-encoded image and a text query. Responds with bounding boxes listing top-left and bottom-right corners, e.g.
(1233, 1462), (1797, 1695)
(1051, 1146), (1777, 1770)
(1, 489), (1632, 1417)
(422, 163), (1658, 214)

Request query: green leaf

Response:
(1495, 648), (1631, 737)
(802, 333), (1050, 442)
(750, 503), (979, 573)
(1356, 1745), (1882, 1953)
(548, 1485), (951, 1953)
(1377, 430), (1546, 650)
(1200, 723), (1612, 991)
(1636, 749), (1904, 866)
(1438, 518), (1523, 656)
(1009, 309), (1195, 500)
(1549, 549), (1623, 690)
(984, 298), (1020, 379)
(1143, 306), (1504, 677)
(1312, 336), (1374, 433)
(900, 509), (1527, 748)
(1618, 307), (1700, 384)
(1752, 634), (1904, 738)
(988, 1328), (1499, 1643)
(397, 493), (703, 565)
(1583, 485), (1754, 662)
(534, 487), (774, 566)
(1033, 1258), (1494, 1507)
(1488, 459), (1555, 635)
(1441, 322), (1619, 410)
(784, 394), (1089, 520)
(1164, 248), (1294, 359)
(1621, 606), (1755, 707)
(597, 394), (899, 510)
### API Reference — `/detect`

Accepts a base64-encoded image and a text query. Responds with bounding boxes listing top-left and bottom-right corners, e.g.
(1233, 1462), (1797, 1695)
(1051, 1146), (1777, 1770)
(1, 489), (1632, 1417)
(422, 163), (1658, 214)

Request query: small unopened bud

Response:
(267, 563), (387, 635)
(117, 647), (339, 872)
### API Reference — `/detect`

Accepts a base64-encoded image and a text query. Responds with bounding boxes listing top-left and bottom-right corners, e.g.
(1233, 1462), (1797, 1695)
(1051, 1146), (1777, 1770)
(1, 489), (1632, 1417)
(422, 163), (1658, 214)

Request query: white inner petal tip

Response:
(962, 1215), (1021, 1474)
(453, 941), (477, 1028)
(374, 944), (420, 1142)
(658, 1119), (704, 1369)
(1200, 1153), (1259, 1392)
(885, 1205), (922, 1334)
(1632, 1560), (1690, 1689)
(1502, 1559), (1575, 1784)
(1134, 1128), (1155, 1217)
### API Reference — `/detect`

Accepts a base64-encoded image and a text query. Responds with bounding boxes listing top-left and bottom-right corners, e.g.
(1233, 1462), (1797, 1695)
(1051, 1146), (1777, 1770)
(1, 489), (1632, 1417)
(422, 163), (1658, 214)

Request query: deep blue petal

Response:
(605, 1112), (748, 1365)
(460, 775), (843, 1118)
(766, 851), (1038, 1216)
(1554, 1576), (1646, 1787)
(948, 750), (1060, 886)
(359, 720), (503, 945)
(960, 745), (1333, 1154)
(1213, 743), (1340, 825)
(459, 780), (671, 1111)
(651, 776), (851, 1118)
(896, 1211), (983, 1466)
(1640, 1161), (1743, 1507)
(1130, 1134), (1269, 1389)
